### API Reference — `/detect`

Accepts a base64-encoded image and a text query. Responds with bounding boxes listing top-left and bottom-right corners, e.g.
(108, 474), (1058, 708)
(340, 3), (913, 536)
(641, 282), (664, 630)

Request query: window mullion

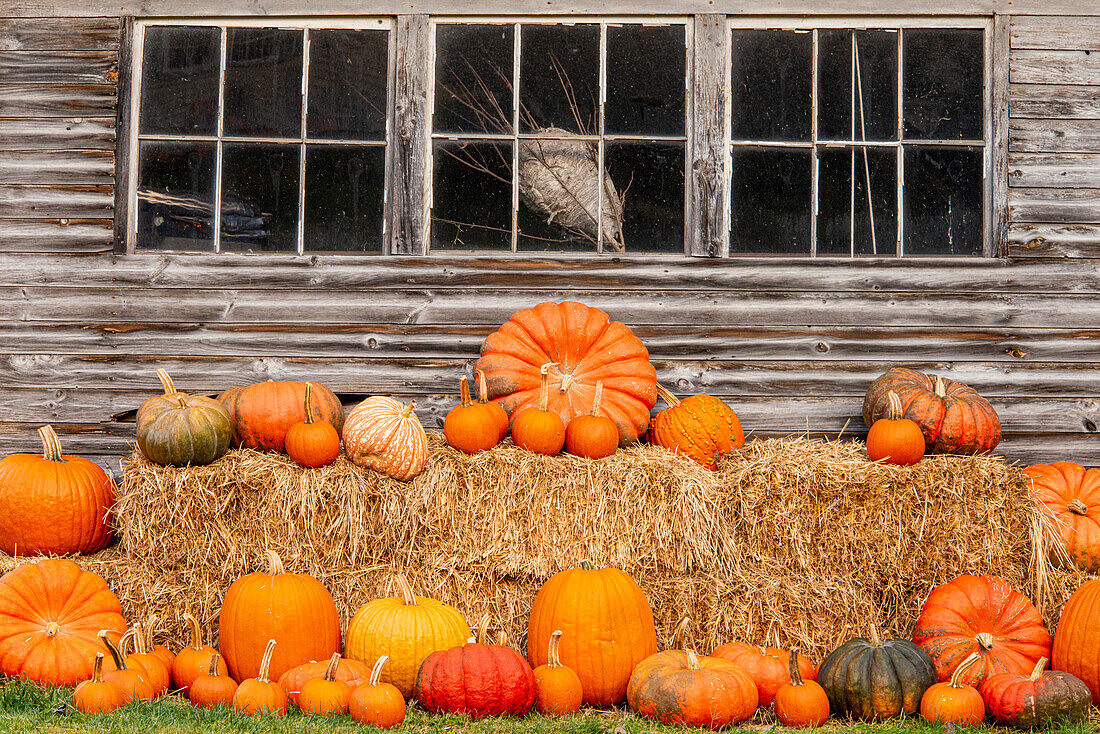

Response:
(214, 26), (228, 254)
(810, 27), (818, 258)
(297, 28), (310, 256)
(597, 22), (607, 255)
(511, 22), (521, 253)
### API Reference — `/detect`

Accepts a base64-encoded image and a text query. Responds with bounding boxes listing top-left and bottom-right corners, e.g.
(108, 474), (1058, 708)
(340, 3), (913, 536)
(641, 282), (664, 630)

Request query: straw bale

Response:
(2, 434), (1090, 662)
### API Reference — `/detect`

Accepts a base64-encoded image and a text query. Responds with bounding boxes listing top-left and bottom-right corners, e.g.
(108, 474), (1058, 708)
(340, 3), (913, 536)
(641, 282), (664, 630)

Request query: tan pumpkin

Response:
(342, 397), (428, 481)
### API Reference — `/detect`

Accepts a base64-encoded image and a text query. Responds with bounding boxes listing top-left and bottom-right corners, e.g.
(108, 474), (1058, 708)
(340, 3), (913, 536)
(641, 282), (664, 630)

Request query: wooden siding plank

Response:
(0, 17), (118, 51)
(991, 14), (1010, 257)
(687, 13), (726, 257)
(0, 219), (113, 252)
(1010, 48), (1100, 85)
(1010, 16), (1100, 51)
(1010, 84), (1100, 119)
(0, 184), (113, 218)
(0, 149), (113, 184)
(0, 50), (117, 85)
(388, 15), (428, 255)
(1008, 223), (1100, 257)
(1010, 118), (1100, 153)
(0, 117), (115, 150)
(1009, 153), (1100, 188)
(0, 84), (116, 118)
(114, 16), (132, 254)
(1009, 187), (1100, 223)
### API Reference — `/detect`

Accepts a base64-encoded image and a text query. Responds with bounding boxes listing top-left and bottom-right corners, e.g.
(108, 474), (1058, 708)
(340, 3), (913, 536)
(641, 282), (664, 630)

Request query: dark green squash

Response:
(817, 626), (937, 720)
(980, 657), (1091, 728)
(136, 369), (232, 466)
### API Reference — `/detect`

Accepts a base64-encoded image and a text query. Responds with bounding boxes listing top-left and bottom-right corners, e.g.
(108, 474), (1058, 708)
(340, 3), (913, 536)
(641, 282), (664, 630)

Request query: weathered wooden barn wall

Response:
(0, 8), (1097, 472)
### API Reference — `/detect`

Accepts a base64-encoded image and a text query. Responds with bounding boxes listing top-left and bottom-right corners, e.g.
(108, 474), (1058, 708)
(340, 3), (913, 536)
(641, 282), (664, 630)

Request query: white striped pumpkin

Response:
(342, 397), (428, 481)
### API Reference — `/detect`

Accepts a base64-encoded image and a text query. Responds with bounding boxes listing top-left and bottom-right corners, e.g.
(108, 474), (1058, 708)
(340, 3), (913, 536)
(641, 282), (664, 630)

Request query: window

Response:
(727, 20), (988, 257)
(129, 20), (392, 253)
(429, 20), (687, 253)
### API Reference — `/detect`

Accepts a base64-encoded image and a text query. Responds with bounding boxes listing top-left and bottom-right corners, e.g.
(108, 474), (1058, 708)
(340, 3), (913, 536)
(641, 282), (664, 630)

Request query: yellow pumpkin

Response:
(344, 576), (471, 698)
(342, 397), (428, 481)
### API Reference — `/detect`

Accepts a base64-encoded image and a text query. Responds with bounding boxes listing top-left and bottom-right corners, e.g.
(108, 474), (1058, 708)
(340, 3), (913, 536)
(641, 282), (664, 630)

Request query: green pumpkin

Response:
(817, 626), (937, 720)
(136, 369), (232, 466)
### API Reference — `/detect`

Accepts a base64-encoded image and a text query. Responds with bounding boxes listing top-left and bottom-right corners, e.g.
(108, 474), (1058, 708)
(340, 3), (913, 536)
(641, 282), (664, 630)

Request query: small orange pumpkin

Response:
(775, 647), (829, 727)
(648, 385), (744, 470)
(299, 652), (352, 716)
(143, 618), (175, 676)
(511, 362), (567, 455)
(476, 369), (510, 441)
(342, 397), (429, 481)
(189, 653), (238, 709)
(99, 631), (153, 703)
(278, 656), (371, 706)
(710, 641), (816, 707)
(564, 380), (619, 459)
(171, 612), (226, 695)
(920, 651), (984, 725)
(72, 653), (126, 714)
(349, 655), (406, 729)
(232, 639), (288, 716)
(444, 376), (501, 454)
(124, 623), (170, 696)
(1025, 461), (1100, 573)
(866, 391), (925, 466)
(532, 630), (583, 715)
(284, 382), (342, 468)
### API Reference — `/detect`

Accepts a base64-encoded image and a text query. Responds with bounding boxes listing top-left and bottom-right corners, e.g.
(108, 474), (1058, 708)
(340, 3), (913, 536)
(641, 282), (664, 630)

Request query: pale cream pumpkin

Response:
(342, 397), (428, 481)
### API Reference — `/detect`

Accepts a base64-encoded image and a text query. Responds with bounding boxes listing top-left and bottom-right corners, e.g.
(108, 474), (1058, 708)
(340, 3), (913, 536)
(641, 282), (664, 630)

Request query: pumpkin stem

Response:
(670, 616), (691, 651)
(155, 368), (178, 395)
(45, 622), (60, 637)
(266, 549), (285, 576)
(91, 653), (106, 684)
(458, 376), (473, 408)
(119, 628), (136, 656)
(787, 648), (805, 687)
(207, 653), (221, 678)
(1068, 498), (1089, 516)
(499, 630), (510, 649)
(949, 651), (982, 689)
(868, 625), (882, 646)
(684, 648), (701, 671)
(475, 369), (491, 403)
(537, 363), (558, 412)
(99, 630), (128, 671)
(37, 425), (65, 463)
(976, 632), (995, 651)
(580, 560), (596, 571)
(257, 639), (277, 683)
(369, 655), (388, 687)
(591, 381), (604, 416)
(400, 400), (416, 419)
(654, 384), (681, 407)
(1029, 657), (1048, 681)
(132, 623), (147, 656)
(303, 382), (317, 424)
(323, 652), (341, 682)
(885, 391), (905, 421)
(476, 616), (491, 646)
(183, 612), (204, 652)
(934, 375), (947, 398)
(547, 630), (564, 668)
(395, 575), (417, 606)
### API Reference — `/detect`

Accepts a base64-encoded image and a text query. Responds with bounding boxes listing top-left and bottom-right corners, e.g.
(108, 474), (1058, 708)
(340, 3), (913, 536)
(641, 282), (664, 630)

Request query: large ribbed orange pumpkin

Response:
(1052, 579), (1100, 704)
(648, 385), (744, 470)
(1025, 462), (1100, 573)
(218, 380), (344, 452)
(0, 559), (126, 686)
(911, 574), (1050, 688)
(862, 368), (1000, 454)
(342, 397), (428, 481)
(527, 562), (658, 706)
(627, 648), (759, 729)
(476, 301), (657, 446)
(0, 425), (114, 556)
(218, 550), (341, 683)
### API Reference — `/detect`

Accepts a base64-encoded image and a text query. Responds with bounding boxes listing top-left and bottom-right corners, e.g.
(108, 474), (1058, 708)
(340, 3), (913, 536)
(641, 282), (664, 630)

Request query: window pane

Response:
(307, 29), (389, 141)
(904, 146), (983, 256)
(434, 24), (514, 135)
(220, 143), (300, 252)
(817, 147), (898, 257)
(730, 30), (811, 142)
(904, 29), (984, 141)
(432, 140), (513, 250)
(223, 28), (303, 138)
(517, 136), (602, 253)
(139, 26), (221, 135)
(605, 142), (684, 253)
(304, 145), (386, 252)
(519, 24), (599, 135)
(729, 147), (811, 254)
(136, 141), (216, 251)
(605, 25), (685, 136)
(818, 29), (898, 142)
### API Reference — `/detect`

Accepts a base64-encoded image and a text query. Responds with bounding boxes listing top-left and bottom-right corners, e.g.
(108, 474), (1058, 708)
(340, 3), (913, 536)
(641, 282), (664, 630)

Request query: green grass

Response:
(0, 678), (1096, 734)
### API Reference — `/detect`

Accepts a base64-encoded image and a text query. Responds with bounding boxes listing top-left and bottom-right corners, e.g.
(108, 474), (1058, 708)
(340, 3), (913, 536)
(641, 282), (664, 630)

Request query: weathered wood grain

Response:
(0, 149), (113, 184)
(1009, 153), (1100, 188)
(0, 84), (116, 118)
(1010, 15), (1100, 51)
(0, 17), (118, 51)
(1010, 48), (1100, 85)
(0, 219), (113, 252)
(0, 117), (115, 150)
(0, 50), (117, 85)
(389, 15), (428, 255)
(1010, 118), (1100, 153)
(1009, 186), (1100, 223)
(992, 14), (1011, 257)
(114, 16), (132, 254)
(1010, 84), (1100, 119)
(687, 14), (726, 257)
(1008, 223), (1100, 257)
(0, 184), (113, 217)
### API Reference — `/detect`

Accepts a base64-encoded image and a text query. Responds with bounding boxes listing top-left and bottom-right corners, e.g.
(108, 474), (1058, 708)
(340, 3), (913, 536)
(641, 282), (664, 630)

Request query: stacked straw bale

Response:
(1, 435), (1087, 661)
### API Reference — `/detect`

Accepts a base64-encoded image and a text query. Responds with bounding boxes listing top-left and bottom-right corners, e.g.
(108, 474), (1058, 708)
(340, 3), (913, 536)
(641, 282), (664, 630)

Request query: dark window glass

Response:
(434, 24), (514, 135)
(729, 147), (811, 254)
(904, 29), (984, 140)
(432, 140), (513, 250)
(818, 29), (898, 142)
(220, 143), (300, 252)
(519, 24), (599, 135)
(517, 135), (602, 252)
(605, 142), (684, 253)
(304, 145), (386, 252)
(817, 147), (898, 256)
(139, 26), (221, 135)
(730, 30), (812, 142)
(136, 141), (216, 251)
(605, 25), (685, 136)
(904, 146), (983, 255)
(307, 29), (389, 141)
(223, 29), (303, 138)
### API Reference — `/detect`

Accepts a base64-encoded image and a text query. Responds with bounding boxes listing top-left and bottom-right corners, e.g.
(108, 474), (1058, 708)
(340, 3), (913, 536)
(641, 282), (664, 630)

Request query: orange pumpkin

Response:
(981, 657), (1091, 728)
(775, 647), (829, 727)
(219, 379), (344, 452)
(710, 642), (816, 707)
(189, 653), (238, 709)
(477, 301), (657, 445)
(0, 558), (126, 686)
(232, 639), (288, 716)
(0, 425), (114, 556)
(349, 656), (406, 729)
(342, 396), (428, 481)
(299, 652), (351, 716)
(72, 654), (126, 714)
(532, 630), (583, 715)
(1025, 461), (1100, 573)
(278, 656), (371, 706)
(171, 612), (226, 694)
(627, 648), (759, 729)
(444, 377), (501, 454)
(528, 562), (658, 706)
(1051, 578), (1100, 705)
(476, 369), (510, 441)
(284, 382), (342, 468)
(219, 550), (341, 683)
(124, 623), (170, 696)
(99, 631), (154, 703)
(564, 380), (619, 459)
(648, 385), (744, 470)
(511, 362), (567, 455)
(920, 651), (985, 726)
(863, 368), (1001, 454)
(865, 391), (925, 466)
(142, 618), (175, 676)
